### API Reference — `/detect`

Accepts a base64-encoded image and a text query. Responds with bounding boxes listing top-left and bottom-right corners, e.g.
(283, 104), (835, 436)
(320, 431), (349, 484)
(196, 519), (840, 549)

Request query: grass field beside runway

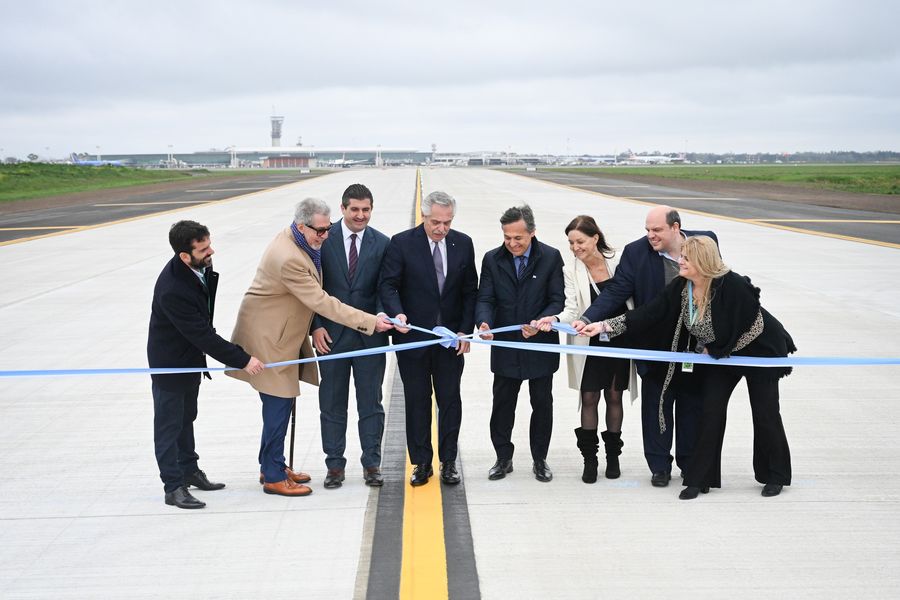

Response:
(0, 164), (316, 203)
(547, 164), (900, 195)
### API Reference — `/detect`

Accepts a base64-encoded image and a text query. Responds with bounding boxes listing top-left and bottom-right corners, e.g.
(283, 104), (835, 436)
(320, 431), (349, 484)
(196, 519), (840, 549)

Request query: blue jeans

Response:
(258, 392), (295, 483)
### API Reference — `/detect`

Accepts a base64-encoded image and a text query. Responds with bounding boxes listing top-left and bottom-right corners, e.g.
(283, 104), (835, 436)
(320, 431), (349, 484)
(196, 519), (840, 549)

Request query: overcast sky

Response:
(1, 0), (898, 158)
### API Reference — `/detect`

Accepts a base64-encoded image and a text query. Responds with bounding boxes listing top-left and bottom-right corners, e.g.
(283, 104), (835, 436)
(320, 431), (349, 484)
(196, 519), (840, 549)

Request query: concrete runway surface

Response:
(1, 168), (898, 599)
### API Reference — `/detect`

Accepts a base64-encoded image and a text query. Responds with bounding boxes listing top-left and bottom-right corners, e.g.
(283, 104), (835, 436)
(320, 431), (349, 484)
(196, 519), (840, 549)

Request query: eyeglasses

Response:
(306, 224), (330, 237)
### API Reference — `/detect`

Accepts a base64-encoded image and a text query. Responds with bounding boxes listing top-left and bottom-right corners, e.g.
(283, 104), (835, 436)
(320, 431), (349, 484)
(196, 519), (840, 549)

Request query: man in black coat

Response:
(476, 205), (565, 482)
(575, 205), (718, 487)
(147, 220), (264, 509)
(379, 191), (478, 487)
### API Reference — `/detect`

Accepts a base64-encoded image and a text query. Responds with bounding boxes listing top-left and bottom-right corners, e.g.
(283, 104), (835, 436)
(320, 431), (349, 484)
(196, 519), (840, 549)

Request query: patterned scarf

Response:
(290, 221), (322, 277)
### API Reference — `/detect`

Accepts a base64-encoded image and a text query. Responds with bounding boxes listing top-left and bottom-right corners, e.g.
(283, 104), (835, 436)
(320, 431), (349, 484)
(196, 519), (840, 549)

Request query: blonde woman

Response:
(532, 216), (636, 483)
(584, 236), (795, 499)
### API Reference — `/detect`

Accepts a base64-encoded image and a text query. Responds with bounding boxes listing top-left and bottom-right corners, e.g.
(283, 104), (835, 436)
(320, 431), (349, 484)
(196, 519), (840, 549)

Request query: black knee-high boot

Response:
(575, 428), (599, 483)
(601, 430), (623, 479)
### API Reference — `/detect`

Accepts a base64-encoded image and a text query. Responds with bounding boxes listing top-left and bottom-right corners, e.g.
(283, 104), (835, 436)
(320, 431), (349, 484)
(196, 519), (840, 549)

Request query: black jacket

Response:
(147, 256), (250, 391)
(379, 225), (478, 345)
(475, 238), (565, 379)
(624, 271), (796, 378)
(582, 229), (717, 377)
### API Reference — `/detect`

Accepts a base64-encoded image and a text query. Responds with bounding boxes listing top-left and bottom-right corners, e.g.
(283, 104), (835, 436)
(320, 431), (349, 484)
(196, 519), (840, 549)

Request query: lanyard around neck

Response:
(688, 281), (698, 326)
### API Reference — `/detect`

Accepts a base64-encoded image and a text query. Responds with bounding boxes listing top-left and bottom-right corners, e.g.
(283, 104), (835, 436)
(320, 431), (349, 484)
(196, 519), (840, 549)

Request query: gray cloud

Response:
(1, 0), (898, 156)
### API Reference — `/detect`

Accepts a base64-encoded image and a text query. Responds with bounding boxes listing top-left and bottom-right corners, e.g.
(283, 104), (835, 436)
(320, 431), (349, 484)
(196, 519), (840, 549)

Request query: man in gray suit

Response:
(312, 183), (391, 488)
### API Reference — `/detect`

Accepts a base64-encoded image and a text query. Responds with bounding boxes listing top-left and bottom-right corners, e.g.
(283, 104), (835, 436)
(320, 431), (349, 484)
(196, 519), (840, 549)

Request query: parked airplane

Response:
(623, 150), (685, 165)
(69, 153), (128, 166)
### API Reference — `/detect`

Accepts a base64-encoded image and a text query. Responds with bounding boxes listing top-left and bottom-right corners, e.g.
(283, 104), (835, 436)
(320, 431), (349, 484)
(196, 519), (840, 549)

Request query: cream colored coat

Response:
(227, 227), (377, 398)
(556, 255), (638, 401)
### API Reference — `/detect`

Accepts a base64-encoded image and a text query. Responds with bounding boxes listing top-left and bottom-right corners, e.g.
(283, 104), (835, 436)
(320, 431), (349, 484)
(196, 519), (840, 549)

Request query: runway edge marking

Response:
(504, 170), (900, 250)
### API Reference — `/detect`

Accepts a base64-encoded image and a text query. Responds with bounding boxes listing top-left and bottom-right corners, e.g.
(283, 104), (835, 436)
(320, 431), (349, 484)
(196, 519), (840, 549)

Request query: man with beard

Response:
(148, 220), (265, 509)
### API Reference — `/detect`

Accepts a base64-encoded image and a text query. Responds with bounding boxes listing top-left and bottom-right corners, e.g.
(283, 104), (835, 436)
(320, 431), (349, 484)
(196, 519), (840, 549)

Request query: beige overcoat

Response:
(556, 255), (638, 402)
(227, 227), (377, 398)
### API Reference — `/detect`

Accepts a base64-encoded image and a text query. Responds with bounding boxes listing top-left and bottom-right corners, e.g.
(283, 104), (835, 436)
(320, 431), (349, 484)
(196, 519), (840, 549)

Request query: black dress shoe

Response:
(410, 464), (433, 486)
(761, 483), (783, 497)
(185, 470), (225, 491)
(488, 459), (513, 480)
(533, 459), (553, 482)
(324, 469), (345, 489)
(440, 461), (461, 485)
(364, 467), (384, 487)
(678, 485), (710, 500)
(651, 471), (671, 487)
(165, 486), (206, 509)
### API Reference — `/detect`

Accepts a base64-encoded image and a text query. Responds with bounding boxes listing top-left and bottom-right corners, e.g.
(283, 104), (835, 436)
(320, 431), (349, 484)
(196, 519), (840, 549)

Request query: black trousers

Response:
(152, 382), (200, 493)
(640, 371), (703, 474)
(490, 374), (553, 462)
(684, 366), (792, 489)
(397, 346), (464, 465)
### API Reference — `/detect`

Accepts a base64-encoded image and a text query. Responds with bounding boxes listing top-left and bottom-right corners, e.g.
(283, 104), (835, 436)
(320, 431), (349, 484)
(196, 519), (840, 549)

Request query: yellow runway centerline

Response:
(399, 168), (449, 600)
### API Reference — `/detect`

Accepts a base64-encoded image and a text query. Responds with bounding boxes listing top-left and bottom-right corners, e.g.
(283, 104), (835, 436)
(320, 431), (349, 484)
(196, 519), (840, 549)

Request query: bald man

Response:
(574, 206), (718, 488)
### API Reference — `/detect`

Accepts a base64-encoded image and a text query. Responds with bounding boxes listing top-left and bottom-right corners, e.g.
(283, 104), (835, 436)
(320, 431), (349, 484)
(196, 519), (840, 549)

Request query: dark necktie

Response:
(433, 242), (445, 293)
(517, 256), (527, 279)
(348, 233), (358, 280)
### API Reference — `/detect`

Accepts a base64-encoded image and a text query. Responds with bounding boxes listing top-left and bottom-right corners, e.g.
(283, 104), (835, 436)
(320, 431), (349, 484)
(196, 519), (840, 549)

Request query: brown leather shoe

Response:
(263, 479), (312, 497)
(364, 467), (384, 487)
(259, 468), (312, 485)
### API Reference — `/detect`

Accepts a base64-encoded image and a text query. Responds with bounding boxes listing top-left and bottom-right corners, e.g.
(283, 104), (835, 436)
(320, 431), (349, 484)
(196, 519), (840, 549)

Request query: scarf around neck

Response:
(290, 222), (322, 276)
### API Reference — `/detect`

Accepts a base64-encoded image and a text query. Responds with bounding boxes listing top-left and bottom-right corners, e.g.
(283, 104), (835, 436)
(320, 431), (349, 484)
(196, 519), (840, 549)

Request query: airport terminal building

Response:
(101, 147), (433, 169)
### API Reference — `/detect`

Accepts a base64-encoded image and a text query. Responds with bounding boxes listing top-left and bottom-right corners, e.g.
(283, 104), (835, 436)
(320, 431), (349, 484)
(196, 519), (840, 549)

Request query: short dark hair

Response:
(499, 205), (536, 232)
(342, 183), (373, 208)
(564, 215), (615, 258)
(169, 220), (210, 254)
(666, 209), (682, 228)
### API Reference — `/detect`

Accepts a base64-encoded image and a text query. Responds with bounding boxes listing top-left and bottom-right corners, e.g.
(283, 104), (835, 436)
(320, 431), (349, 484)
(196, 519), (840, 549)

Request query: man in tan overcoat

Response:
(228, 197), (393, 496)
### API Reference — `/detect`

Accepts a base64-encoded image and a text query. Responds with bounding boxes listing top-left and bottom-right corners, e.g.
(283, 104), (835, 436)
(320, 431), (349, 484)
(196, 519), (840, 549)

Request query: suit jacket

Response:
(378, 225), (478, 346)
(624, 271), (796, 379)
(556, 254), (637, 398)
(581, 229), (717, 377)
(475, 238), (565, 380)
(311, 222), (389, 350)
(227, 227), (378, 398)
(147, 256), (250, 392)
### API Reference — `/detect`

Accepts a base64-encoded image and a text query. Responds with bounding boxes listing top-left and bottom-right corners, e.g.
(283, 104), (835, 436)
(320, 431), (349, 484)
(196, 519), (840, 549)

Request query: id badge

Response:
(682, 362), (694, 373)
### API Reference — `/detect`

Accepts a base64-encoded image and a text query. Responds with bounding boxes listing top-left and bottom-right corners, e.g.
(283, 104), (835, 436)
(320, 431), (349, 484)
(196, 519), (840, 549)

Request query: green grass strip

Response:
(547, 165), (900, 195)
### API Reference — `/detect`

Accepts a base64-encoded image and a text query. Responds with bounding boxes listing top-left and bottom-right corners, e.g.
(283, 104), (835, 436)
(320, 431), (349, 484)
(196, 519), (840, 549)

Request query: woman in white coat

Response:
(533, 216), (636, 483)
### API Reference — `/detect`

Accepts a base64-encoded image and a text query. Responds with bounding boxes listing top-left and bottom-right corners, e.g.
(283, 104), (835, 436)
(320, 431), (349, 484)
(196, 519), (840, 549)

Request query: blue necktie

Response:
(517, 256), (527, 279)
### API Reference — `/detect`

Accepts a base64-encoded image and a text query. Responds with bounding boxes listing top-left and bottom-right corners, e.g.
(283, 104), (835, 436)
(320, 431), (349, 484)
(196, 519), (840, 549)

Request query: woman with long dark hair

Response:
(532, 215), (635, 483)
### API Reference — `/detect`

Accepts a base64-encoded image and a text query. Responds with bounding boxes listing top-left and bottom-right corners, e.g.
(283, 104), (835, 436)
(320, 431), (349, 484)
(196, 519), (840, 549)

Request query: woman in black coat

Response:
(584, 235), (795, 500)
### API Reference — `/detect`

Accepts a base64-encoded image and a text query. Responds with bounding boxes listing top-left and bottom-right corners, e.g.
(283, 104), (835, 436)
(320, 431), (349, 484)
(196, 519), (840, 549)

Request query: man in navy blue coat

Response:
(311, 184), (391, 489)
(576, 206), (718, 487)
(379, 191), (478, 487)
(148, 220), (264, 509)
(476, 205), (565, 483)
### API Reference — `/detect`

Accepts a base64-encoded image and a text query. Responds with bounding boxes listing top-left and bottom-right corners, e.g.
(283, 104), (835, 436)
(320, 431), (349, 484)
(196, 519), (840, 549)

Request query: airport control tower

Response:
(270, 115), (284, 147)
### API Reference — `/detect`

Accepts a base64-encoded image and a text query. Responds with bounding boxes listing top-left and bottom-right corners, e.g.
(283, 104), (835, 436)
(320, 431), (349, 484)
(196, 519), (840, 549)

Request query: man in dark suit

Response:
(476, 205), (565, 482)
(148, 220), (264, 509)
(575, 205), (718, 487)
(311, 184), (391, 489)
(379, 190), (478, 486)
